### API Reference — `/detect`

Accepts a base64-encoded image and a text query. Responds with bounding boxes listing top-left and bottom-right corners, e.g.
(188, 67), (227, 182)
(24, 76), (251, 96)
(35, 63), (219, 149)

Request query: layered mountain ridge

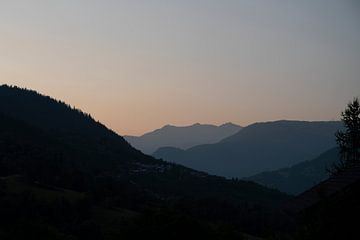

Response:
(154, 120), (342, 178)
(125, 122), (242, 154)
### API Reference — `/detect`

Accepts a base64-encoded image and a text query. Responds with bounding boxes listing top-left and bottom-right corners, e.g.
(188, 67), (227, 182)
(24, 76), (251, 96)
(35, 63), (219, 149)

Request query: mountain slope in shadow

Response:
(0, 84), (286, 200)
(0, 85), (294, 239)
(246, 148), (340, 195)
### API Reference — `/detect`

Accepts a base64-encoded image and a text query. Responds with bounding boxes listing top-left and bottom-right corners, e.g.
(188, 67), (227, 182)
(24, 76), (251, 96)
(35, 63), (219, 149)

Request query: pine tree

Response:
(330, 98), (360, 175)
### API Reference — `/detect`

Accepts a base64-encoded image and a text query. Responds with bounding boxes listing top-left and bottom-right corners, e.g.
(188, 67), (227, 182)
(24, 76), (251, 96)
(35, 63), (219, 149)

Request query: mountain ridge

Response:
(154, 120), (342, 178)
(125, 122), (242, 154)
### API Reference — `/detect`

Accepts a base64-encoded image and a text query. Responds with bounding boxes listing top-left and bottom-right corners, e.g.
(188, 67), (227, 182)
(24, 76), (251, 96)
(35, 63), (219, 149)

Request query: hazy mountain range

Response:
(124, 122), (242, 154)
(153, 120), (342, 178)
(246, 147), (340, 194)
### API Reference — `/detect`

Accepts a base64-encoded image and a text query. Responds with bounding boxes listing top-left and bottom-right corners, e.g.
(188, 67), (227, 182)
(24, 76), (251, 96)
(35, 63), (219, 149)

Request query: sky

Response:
(1, 0), (360, 135)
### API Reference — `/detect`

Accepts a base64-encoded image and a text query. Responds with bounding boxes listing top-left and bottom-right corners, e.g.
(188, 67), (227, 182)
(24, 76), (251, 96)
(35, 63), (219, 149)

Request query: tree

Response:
(330, 98), (360, 175)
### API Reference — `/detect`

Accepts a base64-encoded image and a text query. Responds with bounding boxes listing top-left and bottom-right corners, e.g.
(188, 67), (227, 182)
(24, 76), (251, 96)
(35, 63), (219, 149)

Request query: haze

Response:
(1, 0), (359, 135)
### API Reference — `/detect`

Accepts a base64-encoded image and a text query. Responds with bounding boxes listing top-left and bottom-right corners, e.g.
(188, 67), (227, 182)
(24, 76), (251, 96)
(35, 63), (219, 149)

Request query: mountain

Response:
(288, 165), (360, 239)
(0, 85), (290, 239)
(153, 120), (342, 178)
(124, 122), (242, 154)
(246, 148), (340, 195)
(0, 84), (284, 201)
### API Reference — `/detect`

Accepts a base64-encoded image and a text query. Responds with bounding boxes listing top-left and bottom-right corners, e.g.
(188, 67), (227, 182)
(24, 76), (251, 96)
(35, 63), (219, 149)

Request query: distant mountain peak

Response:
(125, 122), (242, 154)
(220, 122), (238, 127)
(162, 124), (175, 129)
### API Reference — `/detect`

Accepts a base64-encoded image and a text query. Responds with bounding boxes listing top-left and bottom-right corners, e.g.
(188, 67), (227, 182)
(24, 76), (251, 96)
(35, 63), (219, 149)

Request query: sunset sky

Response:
(1, 0), (360, 135)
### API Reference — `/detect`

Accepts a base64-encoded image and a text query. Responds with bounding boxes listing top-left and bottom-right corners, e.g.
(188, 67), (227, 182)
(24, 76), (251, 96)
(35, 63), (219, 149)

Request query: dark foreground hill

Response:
(247, 148), (340, 195)
(154, 120), (342, 178)
(124, 122), (242, 154)
(288, 165), (360, 240)
(0, 85), (290, 239)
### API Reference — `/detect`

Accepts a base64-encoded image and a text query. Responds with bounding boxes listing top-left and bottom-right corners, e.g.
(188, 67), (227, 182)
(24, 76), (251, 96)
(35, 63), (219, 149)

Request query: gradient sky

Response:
(1, 0), (359, 135)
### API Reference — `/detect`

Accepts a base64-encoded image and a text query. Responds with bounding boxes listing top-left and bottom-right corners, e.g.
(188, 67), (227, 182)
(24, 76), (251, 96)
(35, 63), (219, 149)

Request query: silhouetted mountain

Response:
(247, 148), (340, 195)
(288, 165), (360, 240)
(124, 122), (242, 154)
(0, 84), (285, 200)
(0, 85), (290, 239)
(154, 120), (342, 178)
(0, 85), (159, 176)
